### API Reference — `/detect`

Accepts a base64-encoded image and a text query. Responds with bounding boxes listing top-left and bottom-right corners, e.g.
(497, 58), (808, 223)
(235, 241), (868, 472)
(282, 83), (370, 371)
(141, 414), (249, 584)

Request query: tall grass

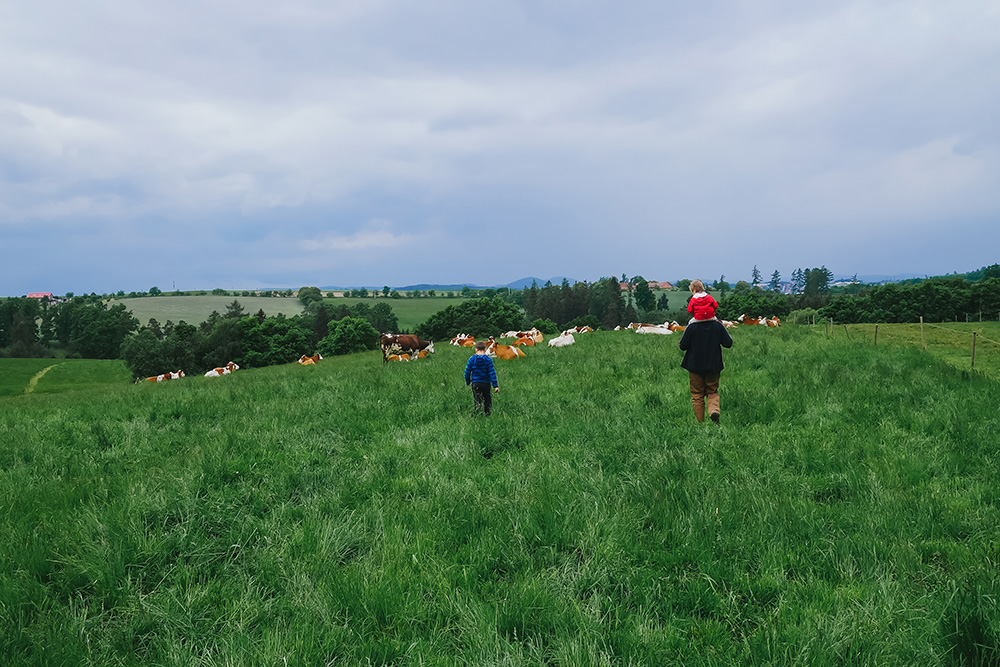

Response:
(1, 328), (997, 665)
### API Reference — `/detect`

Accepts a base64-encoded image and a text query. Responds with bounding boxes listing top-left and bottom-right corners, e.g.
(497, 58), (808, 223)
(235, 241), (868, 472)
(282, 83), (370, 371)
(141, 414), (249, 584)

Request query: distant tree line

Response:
(821, 277), (1000, 324)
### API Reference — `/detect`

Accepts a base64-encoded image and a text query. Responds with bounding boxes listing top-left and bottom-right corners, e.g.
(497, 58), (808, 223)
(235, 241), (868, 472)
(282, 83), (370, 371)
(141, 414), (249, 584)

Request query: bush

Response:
(416, 297), (524, 340)
(531, 318), (560, 335)
(318, 317), (379, 356)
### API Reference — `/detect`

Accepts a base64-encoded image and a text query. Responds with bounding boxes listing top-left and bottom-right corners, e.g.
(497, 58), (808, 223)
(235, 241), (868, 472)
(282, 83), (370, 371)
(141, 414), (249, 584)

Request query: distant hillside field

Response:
(2, 327), (997, 664)
(115, 295), (306, 326)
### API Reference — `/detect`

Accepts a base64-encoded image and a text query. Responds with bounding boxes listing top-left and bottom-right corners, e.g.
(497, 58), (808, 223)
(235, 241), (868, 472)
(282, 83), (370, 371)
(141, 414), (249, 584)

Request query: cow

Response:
(450, 333), (474, 346)
(667, 321), (686, 333)
(205, 361), (239, 377)
(487, 339), (526, 360)
(765, 317), (782, 327)
(738, 314), (763, 325)
(548, 332), (575, 347)
(297, 353), (322, 365)
(512, 336), (536, 347)
(145, 370), (184, 382)
(386, 353), (410, 362)
(721, 320), (739, 329)
(635, 325), (674, 335)
(380, 333), (434, 362)
(563, 325), (593, 335)
(414, 349), (429, 359)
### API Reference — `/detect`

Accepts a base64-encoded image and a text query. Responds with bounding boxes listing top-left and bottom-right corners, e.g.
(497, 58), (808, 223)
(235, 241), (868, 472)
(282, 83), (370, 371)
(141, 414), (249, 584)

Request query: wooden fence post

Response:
(920, 316), (925, 350)
(844, 325), (851, 341)
(874, 324), (878, 345)
(971, 332), (977, 369)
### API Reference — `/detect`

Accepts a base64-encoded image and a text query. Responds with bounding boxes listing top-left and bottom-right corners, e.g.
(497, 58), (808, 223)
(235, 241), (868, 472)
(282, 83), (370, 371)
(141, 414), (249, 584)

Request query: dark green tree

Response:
(632, 276), (656, 312)
(225, 300), (245, 319)
(769, 270), (781, 292)
(751, 266), (762, 288)
(120, 329), (167, 379)
(318, 317), (380, 356)
(416, 297), (524, 340)
(297, 286), (323, 306)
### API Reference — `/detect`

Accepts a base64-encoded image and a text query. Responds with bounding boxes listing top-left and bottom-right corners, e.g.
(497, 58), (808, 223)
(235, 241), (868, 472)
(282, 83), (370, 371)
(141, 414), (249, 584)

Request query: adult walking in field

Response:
(678, 317), (733, 424)
(465, 341), (499, 416)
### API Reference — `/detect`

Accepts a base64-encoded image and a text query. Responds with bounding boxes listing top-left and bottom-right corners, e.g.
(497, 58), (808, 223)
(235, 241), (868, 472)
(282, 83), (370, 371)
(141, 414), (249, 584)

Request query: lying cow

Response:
(380, 333), (434, 362)
(297, 353), (322, 365)
(144, 370), (184, 382)
(548, 332), (575, 347)
(205, 361), (239, 377)
(486, 338), (526, 360)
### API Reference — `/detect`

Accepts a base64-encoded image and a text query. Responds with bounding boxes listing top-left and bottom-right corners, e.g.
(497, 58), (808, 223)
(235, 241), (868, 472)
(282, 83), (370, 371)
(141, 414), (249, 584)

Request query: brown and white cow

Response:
(205, 361), (239, 377)
(486, 338), (526, 360)
(297, 353), (323, 365)
(145, 370), (185, 382)
(380, 334), (434, 362)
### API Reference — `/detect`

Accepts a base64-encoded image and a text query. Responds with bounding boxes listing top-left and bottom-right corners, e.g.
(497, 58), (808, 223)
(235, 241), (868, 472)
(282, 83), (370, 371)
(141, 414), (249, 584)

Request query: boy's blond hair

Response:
(690, 279), (705, 293)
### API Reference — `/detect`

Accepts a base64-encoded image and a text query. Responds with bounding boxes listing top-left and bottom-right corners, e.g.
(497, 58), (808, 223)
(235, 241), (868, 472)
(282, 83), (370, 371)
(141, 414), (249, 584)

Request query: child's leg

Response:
(471, 384), (487, 415)
(688, 372), (706, 422)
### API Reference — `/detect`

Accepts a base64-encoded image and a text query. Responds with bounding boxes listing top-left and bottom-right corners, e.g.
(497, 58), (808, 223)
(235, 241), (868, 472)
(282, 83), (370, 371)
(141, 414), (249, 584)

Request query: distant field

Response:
(0, 359), (130, 397)
(116, 295), (306, 325)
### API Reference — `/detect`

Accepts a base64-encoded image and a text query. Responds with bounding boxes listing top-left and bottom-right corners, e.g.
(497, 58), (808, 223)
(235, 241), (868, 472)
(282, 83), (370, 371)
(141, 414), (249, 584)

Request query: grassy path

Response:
(23, 363), (62, 394)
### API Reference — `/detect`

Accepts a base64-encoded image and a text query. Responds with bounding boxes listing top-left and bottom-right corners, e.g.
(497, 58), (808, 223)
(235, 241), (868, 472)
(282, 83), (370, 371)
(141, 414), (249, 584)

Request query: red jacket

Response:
(687, 292), (718, 321)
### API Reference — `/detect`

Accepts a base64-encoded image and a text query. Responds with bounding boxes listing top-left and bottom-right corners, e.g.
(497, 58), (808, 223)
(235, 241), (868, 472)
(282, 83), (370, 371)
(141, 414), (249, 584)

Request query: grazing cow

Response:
(380, 333), (434, 362)
(386, 353), (410, 362)
(486, 338), (526, 359)
(297, 353), (322, 365)
(548, 332), (575, 347)
(205, 361), (239, 377)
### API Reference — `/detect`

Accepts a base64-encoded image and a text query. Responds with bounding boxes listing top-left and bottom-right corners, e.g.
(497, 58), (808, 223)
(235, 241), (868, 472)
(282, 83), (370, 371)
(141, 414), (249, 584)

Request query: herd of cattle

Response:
(141, 314), (780, 380)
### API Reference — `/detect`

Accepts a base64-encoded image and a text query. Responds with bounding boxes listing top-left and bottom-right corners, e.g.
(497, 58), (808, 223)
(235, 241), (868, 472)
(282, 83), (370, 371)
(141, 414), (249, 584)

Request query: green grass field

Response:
(0, 359), (130, 397)
(116, 295), (307, 326)
(116, 295), (472, 331)
(2, 327), (998, 665)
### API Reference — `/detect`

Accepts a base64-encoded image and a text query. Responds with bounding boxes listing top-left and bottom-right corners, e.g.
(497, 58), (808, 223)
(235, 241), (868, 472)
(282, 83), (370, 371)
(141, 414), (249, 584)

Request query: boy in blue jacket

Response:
(465, 341), (499, 416)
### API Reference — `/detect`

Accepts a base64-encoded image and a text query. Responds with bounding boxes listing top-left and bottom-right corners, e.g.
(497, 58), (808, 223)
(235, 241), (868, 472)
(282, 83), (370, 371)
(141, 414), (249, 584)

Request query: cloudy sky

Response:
(2, 1), (998, 295)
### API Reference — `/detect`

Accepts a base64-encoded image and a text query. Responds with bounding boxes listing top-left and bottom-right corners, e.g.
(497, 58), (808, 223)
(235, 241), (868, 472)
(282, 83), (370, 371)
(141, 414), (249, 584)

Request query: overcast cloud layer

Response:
(2, 0), (998, 295)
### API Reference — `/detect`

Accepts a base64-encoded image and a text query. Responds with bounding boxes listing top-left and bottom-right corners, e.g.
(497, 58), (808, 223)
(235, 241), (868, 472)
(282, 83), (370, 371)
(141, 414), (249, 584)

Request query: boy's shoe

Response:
(709, 412), (720, 424)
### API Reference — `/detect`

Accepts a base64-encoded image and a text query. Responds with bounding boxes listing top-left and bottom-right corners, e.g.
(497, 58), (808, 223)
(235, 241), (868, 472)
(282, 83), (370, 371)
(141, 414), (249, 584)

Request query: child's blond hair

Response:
(689, 279), (705, 293)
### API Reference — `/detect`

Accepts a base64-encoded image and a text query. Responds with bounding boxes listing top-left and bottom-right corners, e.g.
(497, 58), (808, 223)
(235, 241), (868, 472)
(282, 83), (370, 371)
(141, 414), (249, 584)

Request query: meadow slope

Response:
(2, 328), (998, 665)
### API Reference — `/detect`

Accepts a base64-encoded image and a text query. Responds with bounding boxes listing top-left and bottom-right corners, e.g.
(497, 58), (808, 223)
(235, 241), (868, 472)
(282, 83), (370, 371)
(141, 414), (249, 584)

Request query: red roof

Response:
(27, 292), (54, 298)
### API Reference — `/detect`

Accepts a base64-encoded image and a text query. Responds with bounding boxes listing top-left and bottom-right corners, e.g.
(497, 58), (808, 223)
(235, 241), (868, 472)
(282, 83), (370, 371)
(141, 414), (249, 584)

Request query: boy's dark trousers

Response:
(471, 383), (493, 416)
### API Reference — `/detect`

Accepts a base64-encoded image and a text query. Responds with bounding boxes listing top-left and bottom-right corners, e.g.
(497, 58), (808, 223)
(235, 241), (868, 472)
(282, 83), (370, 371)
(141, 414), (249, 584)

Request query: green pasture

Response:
(2, 327), (998, 665)
(116, 295), (306, 326)
(816, 321), (1000, 381)
(0, 359), (130, 397)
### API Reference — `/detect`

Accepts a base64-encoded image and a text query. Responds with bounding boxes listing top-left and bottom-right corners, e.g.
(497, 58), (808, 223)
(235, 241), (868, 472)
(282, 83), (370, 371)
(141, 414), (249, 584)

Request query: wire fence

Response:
(820, 317), (1000, 377)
